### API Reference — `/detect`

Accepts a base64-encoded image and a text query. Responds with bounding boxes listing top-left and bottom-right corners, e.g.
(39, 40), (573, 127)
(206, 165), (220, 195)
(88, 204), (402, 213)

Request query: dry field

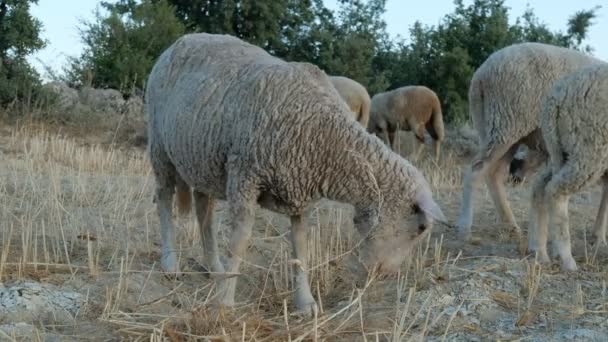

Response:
(0, 124), (607, 341)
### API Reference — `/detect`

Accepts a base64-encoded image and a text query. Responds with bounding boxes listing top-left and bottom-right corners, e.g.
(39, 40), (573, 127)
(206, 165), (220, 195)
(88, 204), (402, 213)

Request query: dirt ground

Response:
(0, 124), (607, 341)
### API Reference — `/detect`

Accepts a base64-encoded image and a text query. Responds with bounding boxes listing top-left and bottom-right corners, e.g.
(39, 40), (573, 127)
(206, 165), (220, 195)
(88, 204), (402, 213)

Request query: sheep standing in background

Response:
(146, 33), (445, 315)
(455, 42), (604, 242)
(528, 63), (608, 271)
(329, 75), (371, 128)
(367, 85), (444, 162)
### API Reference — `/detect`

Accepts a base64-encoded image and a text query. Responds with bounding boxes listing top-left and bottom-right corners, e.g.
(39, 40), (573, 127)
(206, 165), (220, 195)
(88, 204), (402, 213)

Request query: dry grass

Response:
(0, 126), (607, 341)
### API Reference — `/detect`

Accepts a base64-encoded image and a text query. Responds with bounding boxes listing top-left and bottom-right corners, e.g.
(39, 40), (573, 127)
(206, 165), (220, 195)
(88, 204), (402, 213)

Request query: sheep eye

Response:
(412, 204), (421, 214)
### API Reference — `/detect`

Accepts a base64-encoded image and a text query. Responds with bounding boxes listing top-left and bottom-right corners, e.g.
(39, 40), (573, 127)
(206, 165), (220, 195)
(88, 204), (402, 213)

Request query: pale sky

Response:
(28, 0), (607, 81)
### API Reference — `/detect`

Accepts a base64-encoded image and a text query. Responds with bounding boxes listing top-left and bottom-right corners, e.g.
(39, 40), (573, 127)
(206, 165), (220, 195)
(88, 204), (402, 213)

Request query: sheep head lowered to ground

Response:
(145, 33), (445, 315)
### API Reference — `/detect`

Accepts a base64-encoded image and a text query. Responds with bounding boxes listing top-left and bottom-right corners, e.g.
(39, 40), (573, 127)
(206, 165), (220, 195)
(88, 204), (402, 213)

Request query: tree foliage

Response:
(67, 0), (601, 123)
(0, 0), (45, 105)
(65, 0), (185, 95)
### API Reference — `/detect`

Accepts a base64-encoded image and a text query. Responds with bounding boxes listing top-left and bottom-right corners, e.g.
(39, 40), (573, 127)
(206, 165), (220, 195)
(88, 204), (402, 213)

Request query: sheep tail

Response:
(425, 96), (445, 142)
(425, 96), (445, 161)
(359, 97), (371, 128)
(175, 177), (192, 216)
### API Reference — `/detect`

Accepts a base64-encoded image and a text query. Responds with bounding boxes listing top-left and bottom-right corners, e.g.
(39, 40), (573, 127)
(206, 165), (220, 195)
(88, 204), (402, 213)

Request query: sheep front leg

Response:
(217, 174), (258, 307)
(432, 139), (441, 162)
(289, 215), (317, 316)
(592, 178), (608, 246)
(548, 194), (577, 271)
(412, 126), (425, 161)
(456, 143), (512, 241)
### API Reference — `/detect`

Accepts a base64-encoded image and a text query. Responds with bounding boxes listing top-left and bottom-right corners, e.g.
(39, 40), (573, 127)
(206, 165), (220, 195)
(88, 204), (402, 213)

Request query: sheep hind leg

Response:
(193, 191), (225, 277)
(156, 181), (182, 278)
(456, 143), (513, 241)
(217, 171), (258, 307)
(290, 215), (318, 316)
(547, 194), (577, 271)
(486, 145), (522, 238)
(545, 164), (604, 272)
(432, 139), (441, 163)
(591, 176), (608, 246)
(150, 144), (182, 278)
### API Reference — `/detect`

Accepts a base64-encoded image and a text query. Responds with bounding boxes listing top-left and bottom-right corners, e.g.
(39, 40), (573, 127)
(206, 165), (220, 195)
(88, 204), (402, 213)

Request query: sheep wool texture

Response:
(541, 63), (608, 188)
(469, 42), (605, 150)
(146, 33), (434, 219)
(329, 75), (371, 127)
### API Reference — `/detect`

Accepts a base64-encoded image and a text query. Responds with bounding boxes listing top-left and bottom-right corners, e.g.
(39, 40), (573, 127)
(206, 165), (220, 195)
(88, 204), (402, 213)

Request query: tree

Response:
(163, 0), (289, 50)
(63, 0), (600, 125)
(380, 0), (600, 123)
(0, 0), (45, 105)
(65, 0), (185, 95)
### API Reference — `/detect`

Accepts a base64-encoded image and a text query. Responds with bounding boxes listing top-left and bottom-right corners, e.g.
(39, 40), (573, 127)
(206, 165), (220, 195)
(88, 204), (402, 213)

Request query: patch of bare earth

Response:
(0, 125), (606, 341)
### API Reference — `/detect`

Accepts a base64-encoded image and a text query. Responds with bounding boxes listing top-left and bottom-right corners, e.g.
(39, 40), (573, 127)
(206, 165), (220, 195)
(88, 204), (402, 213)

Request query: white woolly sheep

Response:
(455, 42), (604, 242)
(528, 63), (608, 271)
(329, 75), (371, 128)
(367, 85), (445, 162)
(145, 33), (445, 315)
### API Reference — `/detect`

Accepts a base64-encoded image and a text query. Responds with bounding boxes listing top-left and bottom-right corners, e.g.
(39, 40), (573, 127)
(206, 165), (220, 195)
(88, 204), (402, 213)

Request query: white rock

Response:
(0, 281), (82, 323)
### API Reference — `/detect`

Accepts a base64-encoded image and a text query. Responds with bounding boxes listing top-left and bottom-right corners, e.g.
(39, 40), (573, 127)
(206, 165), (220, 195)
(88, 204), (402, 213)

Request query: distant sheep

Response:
(528, 63), (608, 271)
(455, 42), (604, 242)
(329, 75), (371, 128)
(368, 85), (445, 161)
(146, 33), (445, 315)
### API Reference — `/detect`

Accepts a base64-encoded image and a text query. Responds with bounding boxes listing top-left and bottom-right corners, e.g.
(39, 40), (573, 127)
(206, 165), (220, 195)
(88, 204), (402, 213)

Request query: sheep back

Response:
(469, 42), (604, 148)
(329, 76), (371, 126)
(145, 33), (396, 214)
(370, 85), (442, 139)
(541, 63), (608, 176)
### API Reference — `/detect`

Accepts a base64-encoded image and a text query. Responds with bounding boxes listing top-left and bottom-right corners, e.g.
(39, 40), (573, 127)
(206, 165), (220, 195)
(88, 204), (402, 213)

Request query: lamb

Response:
(145, 33), (445, 315)
(455, 42), (605, 242)
(329, 75), (371, 128)
(367, 85), (445, 162)
(528, 63), (608, 271)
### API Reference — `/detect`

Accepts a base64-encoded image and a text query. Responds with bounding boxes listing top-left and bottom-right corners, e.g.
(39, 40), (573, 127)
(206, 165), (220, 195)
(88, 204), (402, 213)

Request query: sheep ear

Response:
(415, 189), (446, 223)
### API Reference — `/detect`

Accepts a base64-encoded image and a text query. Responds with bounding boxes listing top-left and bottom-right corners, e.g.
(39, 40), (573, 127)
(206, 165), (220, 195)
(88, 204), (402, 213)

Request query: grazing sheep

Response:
(367, 85), (445, 161)
(146, 33), (445, 315)
(528, 63), (608, 271)
(329, 75), (371, 128)
(455, 42), (604, 241)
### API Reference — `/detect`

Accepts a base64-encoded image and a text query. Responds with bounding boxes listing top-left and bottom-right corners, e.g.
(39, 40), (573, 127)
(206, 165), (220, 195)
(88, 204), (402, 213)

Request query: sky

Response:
(28, 0), (607, 81)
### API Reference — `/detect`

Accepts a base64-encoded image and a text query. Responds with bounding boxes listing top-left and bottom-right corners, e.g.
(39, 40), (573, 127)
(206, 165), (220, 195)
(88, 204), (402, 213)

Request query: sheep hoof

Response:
(185, 258), (210, 278)
(218, 298), (236, 307)
(526, 248), (550, 264)
(161, 252), (182, 280)
(537, 253), (551, 264)
(216, 278), (237, 307)
(457, 229), (472, 242)
(295, 298), (318, 318)
(560, 257), (578, 272)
